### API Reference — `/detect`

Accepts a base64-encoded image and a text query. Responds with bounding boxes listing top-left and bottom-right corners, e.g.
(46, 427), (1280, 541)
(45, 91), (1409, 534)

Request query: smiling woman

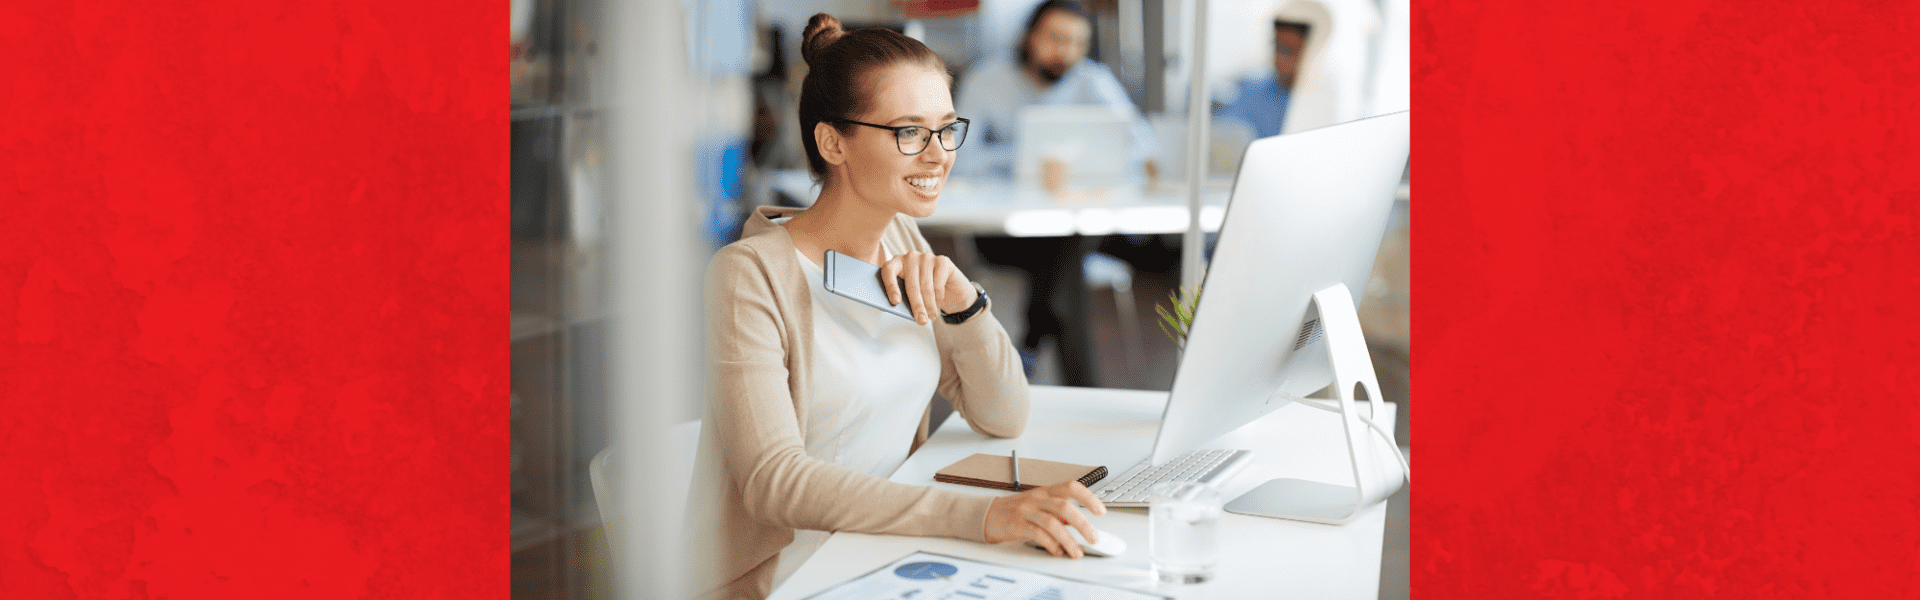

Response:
(683, 13), (1113, 600)
(805, 63), (958, 222)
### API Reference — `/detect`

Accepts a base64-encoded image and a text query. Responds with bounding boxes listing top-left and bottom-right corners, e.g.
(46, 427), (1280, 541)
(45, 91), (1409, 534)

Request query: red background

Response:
(3, 0), (1917, 598)
(1414, 0), (1920, 596)
(2, 0), (506, 597)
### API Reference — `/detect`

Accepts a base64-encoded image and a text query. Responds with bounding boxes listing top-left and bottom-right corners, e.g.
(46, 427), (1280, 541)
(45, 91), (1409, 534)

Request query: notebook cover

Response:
(933, 453), (1108, 491)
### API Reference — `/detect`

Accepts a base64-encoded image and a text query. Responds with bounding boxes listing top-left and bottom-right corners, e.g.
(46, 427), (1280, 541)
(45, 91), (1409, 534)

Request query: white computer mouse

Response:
(1027, 526), (1127, 558)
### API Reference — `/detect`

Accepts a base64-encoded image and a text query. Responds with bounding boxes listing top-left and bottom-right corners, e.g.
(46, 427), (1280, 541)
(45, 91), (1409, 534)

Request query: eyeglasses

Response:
(837, 118), (970, 156)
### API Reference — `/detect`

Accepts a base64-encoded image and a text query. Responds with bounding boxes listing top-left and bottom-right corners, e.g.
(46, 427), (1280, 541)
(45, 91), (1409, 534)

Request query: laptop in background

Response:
(1014, 104), (1132, 189)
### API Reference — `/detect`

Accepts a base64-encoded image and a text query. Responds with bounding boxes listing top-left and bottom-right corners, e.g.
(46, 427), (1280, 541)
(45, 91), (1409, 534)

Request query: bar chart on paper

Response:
(805, 552), (1171, 600)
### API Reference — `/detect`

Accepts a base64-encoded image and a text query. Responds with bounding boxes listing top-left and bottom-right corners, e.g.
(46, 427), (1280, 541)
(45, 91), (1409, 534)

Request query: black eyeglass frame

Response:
(836, 118), (971, 156)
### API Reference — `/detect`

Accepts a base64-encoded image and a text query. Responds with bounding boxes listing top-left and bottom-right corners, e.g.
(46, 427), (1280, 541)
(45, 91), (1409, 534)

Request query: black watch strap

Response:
(941, 282), (989, 325)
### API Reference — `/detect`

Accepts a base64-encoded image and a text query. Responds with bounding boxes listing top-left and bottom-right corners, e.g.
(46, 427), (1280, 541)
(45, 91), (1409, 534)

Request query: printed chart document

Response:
(805, 552), (1170, 600)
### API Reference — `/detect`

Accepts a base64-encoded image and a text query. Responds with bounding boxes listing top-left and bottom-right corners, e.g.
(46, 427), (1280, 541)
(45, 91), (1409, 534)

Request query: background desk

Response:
(767, 170), (1409, 237)
(768, 171), (1235, 236)
(767, 385), (1398, 600)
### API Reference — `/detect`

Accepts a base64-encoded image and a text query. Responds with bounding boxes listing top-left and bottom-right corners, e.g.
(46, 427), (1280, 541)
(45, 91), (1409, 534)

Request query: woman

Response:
(683, 14), (1109, 600)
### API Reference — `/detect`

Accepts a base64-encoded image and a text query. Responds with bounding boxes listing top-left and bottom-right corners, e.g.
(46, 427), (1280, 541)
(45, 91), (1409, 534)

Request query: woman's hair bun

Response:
(800, 13), (846, 67)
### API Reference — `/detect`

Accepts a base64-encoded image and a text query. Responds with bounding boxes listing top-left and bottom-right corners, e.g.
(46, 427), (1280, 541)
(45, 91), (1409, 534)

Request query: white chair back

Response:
(590, 419), (704, 562)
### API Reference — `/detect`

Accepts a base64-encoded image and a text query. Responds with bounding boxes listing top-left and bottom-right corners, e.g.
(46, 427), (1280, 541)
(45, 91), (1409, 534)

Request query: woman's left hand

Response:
(879, 251), (977, 326)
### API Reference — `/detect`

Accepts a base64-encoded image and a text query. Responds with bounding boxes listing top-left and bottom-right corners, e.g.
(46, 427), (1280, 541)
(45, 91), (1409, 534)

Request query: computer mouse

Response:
(1027, 527), (1127, 558)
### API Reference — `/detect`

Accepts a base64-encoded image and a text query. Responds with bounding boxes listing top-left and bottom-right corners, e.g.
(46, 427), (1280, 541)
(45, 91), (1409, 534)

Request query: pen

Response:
(1011, 450), (1021, 491)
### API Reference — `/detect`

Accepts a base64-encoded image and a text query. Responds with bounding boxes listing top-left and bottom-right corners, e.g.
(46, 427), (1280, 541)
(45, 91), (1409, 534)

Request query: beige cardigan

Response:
(685, 206), (1031, 599)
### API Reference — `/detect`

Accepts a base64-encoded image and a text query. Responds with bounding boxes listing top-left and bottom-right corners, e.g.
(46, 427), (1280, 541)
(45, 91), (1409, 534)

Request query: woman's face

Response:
(836, 65), (957, 219)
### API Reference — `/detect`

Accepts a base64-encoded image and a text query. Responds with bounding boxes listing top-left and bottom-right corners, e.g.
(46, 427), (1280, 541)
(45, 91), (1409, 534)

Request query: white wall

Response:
(976, 0), (1043, 62)
(1369, 0), (1409, 116)
(1204, 0), (1291, 88)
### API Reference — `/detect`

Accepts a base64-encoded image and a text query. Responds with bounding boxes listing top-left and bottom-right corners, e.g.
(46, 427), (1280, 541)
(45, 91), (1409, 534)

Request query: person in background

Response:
(1218, 19), (1310, 139)
(951, 0), (1178, 388)
(687, 14), (1108, 600)
(953, 0), (1156, 182)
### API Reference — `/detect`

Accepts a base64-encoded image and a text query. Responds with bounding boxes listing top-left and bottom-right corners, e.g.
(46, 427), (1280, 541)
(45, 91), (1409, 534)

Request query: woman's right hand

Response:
(879, 250), (976, 326)
(982, 481), (1107, 559)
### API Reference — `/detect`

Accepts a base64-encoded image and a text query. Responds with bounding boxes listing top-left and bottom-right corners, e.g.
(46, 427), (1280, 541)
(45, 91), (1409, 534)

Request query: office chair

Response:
(589, 446), (616, 528)
(588, 419), (704, 566)
(1082, 252), (1145, 373)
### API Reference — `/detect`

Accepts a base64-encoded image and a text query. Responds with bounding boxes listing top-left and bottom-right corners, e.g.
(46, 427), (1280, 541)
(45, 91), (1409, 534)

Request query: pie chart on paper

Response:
(893, 561), (958, 580)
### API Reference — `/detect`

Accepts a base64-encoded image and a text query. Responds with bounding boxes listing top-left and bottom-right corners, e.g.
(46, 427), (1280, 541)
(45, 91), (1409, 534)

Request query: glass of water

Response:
(1149, 481), (1224, 584)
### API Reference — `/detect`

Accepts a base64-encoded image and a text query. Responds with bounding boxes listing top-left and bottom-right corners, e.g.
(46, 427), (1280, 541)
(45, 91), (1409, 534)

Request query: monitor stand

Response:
(1224, 283), (1406, 525)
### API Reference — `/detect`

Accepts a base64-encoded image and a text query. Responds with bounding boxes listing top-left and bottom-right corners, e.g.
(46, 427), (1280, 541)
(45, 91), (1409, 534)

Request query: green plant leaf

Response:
(1155, 303), (1184, 349)
(1153, 283), (1203, 348)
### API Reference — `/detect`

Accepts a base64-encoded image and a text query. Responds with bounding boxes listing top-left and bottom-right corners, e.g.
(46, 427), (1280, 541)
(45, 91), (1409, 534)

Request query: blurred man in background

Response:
(1219, 19), (1310, 139)
(954, 0), (1156, 182)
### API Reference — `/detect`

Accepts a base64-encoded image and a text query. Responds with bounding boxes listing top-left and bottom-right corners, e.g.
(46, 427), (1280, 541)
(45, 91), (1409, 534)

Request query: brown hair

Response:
(1274, 19), (1312, 38)
(1018, 0), (1091, 67)
(797, 13), (952, 181)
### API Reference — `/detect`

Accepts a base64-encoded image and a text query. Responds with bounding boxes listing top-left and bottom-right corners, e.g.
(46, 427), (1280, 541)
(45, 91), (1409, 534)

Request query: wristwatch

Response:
(940, 281), (989, 325)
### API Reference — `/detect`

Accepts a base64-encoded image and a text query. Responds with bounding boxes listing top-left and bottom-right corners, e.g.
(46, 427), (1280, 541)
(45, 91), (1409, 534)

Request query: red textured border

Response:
(1414, 0), (1920, 596)
(10, 0), (1920, 597)
(2, 1), (507, 597)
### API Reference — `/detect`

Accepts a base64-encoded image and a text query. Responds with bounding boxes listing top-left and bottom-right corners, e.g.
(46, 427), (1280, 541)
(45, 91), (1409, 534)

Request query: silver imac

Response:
(1149, 110), (1409, 524)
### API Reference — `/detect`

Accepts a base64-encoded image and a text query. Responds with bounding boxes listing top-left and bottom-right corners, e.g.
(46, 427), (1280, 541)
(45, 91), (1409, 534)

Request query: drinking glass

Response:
(1148, 481), (1224, 584)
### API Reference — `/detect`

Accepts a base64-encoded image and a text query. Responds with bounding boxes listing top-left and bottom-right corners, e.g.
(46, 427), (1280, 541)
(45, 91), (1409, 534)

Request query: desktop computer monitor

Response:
(1148, 110), (1409, 523)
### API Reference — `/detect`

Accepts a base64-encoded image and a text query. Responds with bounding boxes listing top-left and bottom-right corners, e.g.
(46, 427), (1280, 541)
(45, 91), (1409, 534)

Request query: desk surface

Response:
(770, 170), (1409, 237)
(767, 385), (1396, 600)
(770, 171), (1235, 236)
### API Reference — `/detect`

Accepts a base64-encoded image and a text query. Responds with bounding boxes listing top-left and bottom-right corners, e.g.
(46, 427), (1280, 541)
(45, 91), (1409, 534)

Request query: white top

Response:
(954, 57), (1158, 180)
(772, 240), (942, 587)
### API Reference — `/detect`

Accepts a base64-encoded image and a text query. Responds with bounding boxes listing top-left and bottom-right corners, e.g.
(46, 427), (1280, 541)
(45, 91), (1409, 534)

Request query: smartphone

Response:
(822, 249), (916, 321)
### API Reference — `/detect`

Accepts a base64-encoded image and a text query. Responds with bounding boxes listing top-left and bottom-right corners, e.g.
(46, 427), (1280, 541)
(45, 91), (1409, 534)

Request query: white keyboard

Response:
(1094, 449), (1252, 507)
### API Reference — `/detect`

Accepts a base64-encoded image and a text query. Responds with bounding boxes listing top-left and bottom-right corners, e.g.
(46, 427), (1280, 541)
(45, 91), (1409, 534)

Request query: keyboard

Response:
(1094, 449), (1252, 507)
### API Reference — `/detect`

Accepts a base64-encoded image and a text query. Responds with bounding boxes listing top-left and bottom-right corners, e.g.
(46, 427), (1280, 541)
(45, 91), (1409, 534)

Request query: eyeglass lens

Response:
(897, 121), (969, 155)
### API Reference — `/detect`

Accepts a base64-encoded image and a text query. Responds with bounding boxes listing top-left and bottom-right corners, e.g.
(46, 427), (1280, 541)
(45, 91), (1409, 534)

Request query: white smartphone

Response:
(822, 250), (916, 321)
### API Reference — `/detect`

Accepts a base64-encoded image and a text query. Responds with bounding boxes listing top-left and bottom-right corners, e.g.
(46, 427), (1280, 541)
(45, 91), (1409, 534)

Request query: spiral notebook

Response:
(933, 453), (1108, 491)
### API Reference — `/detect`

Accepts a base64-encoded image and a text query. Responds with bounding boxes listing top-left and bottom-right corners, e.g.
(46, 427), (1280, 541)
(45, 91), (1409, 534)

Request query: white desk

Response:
(769, 171), (1235, 237)
(769, 171), (1409, 238)
(767, 385), (1395, 600)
